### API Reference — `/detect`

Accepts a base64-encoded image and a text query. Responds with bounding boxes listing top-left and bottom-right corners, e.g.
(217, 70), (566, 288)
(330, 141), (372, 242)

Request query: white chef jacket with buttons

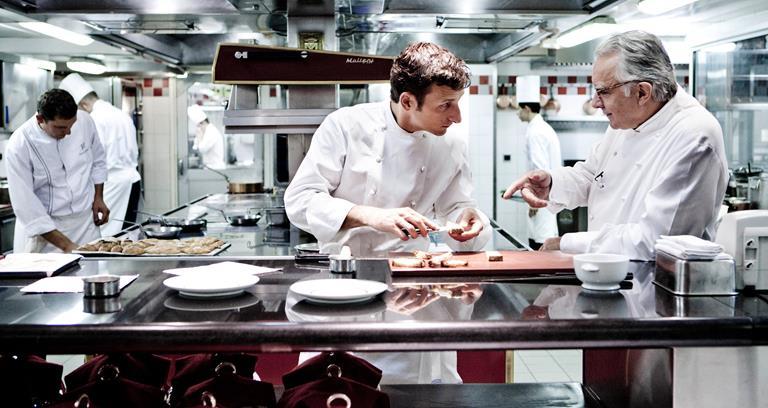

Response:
(285, 100), (490, 256)
(90, 99), (141, 237)
(195, 123), (225, 169)
(525, 114), (561, 243)
(6, 111), (107, 252)
(547, 86), (727, 260)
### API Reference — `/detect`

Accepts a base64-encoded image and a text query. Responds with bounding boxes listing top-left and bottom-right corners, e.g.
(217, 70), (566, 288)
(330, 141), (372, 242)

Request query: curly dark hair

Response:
(37, 89), (78, 121)
(390, 42), (471, 108)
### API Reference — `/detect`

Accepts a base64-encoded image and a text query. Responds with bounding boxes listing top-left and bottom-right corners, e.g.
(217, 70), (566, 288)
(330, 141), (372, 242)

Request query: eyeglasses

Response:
(594, 80), (638, 99)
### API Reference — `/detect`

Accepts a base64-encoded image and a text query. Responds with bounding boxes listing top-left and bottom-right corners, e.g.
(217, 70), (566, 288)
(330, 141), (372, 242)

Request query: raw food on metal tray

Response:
(75, 236), (226, 256)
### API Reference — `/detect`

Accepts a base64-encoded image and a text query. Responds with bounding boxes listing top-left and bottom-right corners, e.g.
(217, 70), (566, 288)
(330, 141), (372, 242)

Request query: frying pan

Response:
(219, 209), (262, 226)
(204, 165), (264, 194)
(160, 213), (208, 232)
(113, 219), (182, 239)
(136, 210), (207, 233)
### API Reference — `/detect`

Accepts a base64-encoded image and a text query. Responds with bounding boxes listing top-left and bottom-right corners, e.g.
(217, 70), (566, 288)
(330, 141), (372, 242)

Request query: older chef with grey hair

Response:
(503, 30), (728, 260)
(6, 89), (109, 253)
(59, 73), (141, 237)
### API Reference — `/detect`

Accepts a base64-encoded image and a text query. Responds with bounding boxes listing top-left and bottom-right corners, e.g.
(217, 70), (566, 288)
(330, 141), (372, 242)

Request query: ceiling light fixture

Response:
(19, 21), (94, 46)
(20, 56), (56, 71)
(556, 16), (620, 48)
(638, 0), (698, 15)
(66, 57), (107, 75)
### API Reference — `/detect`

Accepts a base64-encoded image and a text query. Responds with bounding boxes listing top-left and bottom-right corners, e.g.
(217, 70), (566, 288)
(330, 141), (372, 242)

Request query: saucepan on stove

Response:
(114, 218), (182, 239)
(204, 165), (264, 194)
(264, 206), (289, 227)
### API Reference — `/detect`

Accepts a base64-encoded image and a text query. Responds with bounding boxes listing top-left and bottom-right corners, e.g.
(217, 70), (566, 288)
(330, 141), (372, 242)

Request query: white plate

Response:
(581, 282), (620, 291)
(163, 272), (259, 299)
(164, 293), (261, 311)
(289, 279), (389, 305)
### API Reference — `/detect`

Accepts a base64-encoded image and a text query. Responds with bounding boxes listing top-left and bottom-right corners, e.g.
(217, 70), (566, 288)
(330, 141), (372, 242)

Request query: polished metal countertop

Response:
(0, 258), (766, 354)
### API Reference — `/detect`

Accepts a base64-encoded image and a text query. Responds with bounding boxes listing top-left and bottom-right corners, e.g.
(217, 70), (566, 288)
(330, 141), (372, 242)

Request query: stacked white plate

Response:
(289, 279), (388, 305)
(163, 271), (259, 299)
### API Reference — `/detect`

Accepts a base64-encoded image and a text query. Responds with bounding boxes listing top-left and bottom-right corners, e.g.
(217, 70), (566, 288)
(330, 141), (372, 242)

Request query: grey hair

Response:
(595, 30), (677, 102)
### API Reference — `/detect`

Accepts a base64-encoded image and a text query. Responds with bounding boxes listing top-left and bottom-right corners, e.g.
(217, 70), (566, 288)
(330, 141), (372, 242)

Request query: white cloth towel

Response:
(654, 235), (724, 260)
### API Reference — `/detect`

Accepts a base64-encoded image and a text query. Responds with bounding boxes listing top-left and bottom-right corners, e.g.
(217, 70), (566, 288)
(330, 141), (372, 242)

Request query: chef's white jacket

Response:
(195, 123), (225, 169)
(90, 99), (141, 237)
(525, 114), (561, 243)
(548, 86), (728, 260)
(6, 111), (107, 244)
(285, 101), (490, 256)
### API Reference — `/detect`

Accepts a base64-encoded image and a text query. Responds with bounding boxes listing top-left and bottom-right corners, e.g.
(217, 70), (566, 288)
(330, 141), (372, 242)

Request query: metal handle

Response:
(326, 393), (351, 408)
(582, 263), (600, 273)
(203, 165), (231, 183)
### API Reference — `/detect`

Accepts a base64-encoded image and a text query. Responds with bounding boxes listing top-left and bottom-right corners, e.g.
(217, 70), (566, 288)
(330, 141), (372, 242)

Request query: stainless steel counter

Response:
(0, 258), (765, 354)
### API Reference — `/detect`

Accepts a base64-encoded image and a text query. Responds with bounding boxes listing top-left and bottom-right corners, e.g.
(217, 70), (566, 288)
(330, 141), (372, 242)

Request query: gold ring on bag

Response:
(326, 393), (351, 408)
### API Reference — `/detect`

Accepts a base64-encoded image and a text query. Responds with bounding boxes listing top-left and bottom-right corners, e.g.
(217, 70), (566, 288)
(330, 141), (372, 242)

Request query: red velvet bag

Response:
(51, 374), (166, 408)
(282, 352), (382, 390)
(277, 376), (390, 408)
(168, 353), (259, 405)
(64, 353), (172, 391)
(180, 370), (276, 408)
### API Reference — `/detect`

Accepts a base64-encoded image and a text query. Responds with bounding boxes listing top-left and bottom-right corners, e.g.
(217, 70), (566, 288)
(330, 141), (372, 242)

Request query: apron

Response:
(17, 209), (101, 253)
(100, 168), (137, 237)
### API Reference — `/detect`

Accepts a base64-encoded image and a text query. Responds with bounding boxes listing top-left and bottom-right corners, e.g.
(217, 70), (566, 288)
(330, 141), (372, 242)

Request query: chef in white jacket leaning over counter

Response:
(59, 73), (141, 237)
(503, 30), (728, 260)
(6, 89), (109, 253)
(285, 41), (489, 385)
(285, 41), (490, 257)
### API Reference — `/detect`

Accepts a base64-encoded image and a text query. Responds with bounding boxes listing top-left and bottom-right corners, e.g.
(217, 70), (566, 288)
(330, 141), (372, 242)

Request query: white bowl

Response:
(573, 253), (630, 291)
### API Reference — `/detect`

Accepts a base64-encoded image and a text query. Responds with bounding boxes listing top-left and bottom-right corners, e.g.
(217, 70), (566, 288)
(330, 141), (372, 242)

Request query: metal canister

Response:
(82, 275), (120, 298)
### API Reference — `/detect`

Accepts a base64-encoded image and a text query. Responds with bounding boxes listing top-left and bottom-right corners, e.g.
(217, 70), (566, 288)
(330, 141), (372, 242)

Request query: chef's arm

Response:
(4, 137), (58, 239)
(559, 142), (726, 260)
(284, 117), (357, 242)
(41, 230), (78, 253)
(343, 205), (438, 240)
(435, 156), (491, 250)
(92, 183), (110, 226)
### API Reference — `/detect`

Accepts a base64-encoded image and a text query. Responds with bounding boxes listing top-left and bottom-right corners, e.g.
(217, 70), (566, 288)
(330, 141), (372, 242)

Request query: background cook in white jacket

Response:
(285, 42), (490, 257)
(6, 89), (109, 253)
(187, 104), (225, 169)
(503, 31), (727, 260)
(516, 75), (562, 249)
(59, 73), (141, 237)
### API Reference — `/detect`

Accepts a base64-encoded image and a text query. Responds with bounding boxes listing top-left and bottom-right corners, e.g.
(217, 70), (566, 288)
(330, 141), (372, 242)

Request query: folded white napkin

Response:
(163, 261), (281, 276)
(655, 235), (724, 260)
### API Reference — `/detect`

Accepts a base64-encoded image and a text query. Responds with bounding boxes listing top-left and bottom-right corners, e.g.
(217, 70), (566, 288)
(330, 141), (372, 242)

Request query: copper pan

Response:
(203, 165), (263, 194)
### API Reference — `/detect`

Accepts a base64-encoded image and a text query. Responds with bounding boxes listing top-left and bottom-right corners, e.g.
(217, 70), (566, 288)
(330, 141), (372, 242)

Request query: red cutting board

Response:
(389, 250), (574, 277)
